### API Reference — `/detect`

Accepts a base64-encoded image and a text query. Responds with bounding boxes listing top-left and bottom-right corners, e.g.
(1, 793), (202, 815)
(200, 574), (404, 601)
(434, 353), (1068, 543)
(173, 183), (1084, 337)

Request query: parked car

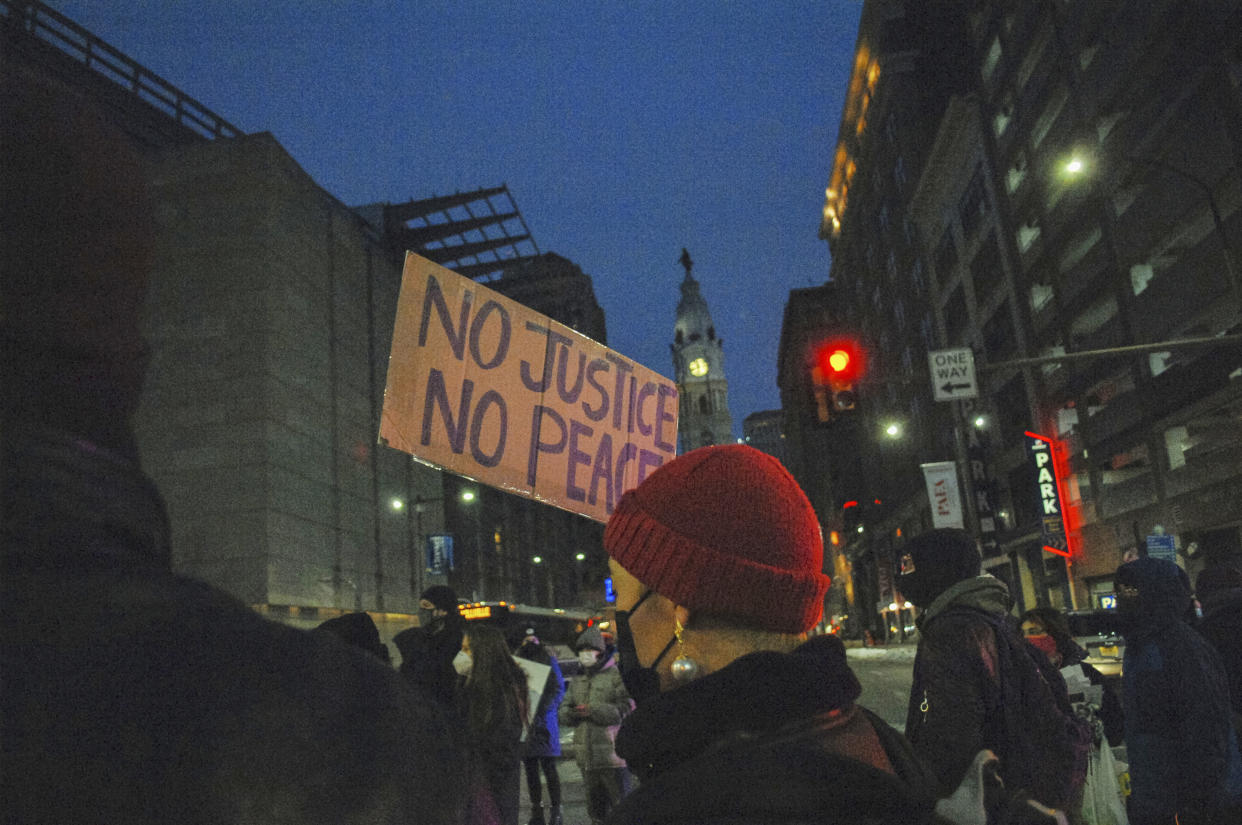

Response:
(1067, 608), (1125, 678)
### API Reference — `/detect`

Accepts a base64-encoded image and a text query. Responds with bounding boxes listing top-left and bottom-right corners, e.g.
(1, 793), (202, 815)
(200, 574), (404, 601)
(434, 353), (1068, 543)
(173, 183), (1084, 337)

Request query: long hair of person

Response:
(461, 624), (528, 736)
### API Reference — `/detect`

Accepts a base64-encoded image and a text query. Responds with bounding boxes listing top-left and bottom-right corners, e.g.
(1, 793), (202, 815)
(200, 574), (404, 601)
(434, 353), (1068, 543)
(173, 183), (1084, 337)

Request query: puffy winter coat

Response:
(559, 650), (632, 770)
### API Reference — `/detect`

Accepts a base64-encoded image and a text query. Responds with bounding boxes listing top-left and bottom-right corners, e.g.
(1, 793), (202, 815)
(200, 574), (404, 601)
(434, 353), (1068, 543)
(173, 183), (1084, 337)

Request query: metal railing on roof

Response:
(2, 0), (243, 140)
(386, 184), (541, 282)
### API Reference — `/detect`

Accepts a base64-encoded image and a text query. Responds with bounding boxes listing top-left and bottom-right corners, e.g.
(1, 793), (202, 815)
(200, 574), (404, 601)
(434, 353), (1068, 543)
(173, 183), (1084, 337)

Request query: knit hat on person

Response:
(575, 626), (606, 652)
(603, 444), (830, 634)
(419, 585), (459, 613)
(897, 528), (982, 609)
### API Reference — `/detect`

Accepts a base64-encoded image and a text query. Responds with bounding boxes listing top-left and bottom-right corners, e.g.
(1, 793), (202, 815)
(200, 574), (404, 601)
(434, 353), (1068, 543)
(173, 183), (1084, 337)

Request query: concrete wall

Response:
(137, 132), (437, 613)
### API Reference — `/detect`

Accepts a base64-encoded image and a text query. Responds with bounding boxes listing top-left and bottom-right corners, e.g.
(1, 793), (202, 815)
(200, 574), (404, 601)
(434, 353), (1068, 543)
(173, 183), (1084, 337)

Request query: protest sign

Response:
(381, 253), (679, 524)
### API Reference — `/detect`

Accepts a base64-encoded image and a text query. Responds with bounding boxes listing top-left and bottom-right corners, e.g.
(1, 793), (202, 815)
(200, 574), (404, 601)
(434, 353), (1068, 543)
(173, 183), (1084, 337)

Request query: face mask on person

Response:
(614, 589), (676, 706)
(578, 649), (600, 668)
(452, 650), (472, 676)
(1025, 633), (1059, 663)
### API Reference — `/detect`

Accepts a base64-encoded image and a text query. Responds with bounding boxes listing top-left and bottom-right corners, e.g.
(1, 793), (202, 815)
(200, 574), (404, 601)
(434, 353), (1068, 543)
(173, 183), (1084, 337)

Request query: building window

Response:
(1031, 85), (1068, 150)
(970, 233), (1004, 301)
(698, 394), (711, 414)
(944, 285), (970, 345)
(959, 168), (988, 239)
(1029, 282), (1055, 314)
(1059, 225), (1102, 275)
(981, 300), (1017, 359)
(1006, 150), (1027, 193)
(982, 35), (1003, 82)
(1130, 263), (1155, 296)
(935, 230), (958, 286)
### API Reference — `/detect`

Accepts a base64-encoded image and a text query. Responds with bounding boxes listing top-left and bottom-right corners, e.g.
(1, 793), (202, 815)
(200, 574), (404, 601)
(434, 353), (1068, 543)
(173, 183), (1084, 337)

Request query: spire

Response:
(679, 247), (695, 282)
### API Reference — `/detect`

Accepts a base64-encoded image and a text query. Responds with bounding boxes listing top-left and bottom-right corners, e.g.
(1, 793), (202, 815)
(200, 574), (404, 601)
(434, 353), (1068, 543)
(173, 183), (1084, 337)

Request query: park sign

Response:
(380, 253), (679, 524)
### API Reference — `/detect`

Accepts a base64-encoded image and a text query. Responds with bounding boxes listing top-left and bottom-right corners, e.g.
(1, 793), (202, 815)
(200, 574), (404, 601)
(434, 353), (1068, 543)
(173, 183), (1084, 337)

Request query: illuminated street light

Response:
(575, 552), (586, 561)
(974, 416), (986, 429)
(390, 497), (404, 511)
(884, 422), (902, 438)
(461, 490), (476, 503)
(1064, 157), (1084, 175)
(532, 556), (543, 564)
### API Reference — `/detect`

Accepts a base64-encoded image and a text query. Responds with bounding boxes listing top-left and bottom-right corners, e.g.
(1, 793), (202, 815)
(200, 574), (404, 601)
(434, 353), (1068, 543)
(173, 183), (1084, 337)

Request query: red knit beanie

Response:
(603, 444), (830, 633)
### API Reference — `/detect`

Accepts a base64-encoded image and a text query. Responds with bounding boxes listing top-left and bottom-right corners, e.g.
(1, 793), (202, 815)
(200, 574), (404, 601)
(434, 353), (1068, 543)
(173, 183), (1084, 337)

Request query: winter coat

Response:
(1197, 586), (1242, 718)
(3, 427), (469, 825)
(559, 649), (632, 770)
(905, 575), (1083, 807)
(1118, 558), (1242, 821)
(522, 649), (565, 759)
(608, 635), (946, 825)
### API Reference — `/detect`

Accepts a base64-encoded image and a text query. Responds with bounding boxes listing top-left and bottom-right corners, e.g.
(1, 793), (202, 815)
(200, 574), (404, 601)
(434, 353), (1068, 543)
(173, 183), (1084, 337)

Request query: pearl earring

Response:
(670, 618), (701, 682)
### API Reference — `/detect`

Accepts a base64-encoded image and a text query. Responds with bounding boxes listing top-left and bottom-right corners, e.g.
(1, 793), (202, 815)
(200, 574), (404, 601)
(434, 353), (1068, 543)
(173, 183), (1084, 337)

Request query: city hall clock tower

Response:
(671, 248), (733, 453)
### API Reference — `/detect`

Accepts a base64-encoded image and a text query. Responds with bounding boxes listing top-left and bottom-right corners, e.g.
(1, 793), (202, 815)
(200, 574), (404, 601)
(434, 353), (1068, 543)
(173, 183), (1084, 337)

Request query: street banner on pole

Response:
(921, 461), (965, 529)
(381, 253), (679, 524)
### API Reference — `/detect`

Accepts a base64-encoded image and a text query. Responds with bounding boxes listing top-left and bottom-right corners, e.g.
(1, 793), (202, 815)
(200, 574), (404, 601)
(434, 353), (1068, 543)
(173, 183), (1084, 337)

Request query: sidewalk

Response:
(845, 641), (919, 662)
(518, 758), (591, 825)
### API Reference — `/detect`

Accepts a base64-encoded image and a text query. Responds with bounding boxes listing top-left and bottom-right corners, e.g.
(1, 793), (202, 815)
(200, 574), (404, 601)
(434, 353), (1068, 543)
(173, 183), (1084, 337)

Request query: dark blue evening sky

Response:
(56, 1), (863, 438)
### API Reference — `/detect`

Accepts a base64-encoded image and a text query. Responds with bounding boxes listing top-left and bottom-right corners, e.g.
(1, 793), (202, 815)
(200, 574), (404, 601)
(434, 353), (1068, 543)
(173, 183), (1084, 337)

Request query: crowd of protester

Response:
(6, 57), (1242, 825)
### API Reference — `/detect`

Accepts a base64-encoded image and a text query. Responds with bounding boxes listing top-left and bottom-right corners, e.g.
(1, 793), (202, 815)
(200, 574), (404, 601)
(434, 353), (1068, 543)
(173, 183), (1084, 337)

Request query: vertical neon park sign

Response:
(1024, 431), (1076, 558)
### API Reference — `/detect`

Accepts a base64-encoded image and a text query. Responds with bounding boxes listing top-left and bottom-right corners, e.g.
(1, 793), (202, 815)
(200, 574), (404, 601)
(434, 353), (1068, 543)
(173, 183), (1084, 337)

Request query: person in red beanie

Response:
(600, 444), (998, 825)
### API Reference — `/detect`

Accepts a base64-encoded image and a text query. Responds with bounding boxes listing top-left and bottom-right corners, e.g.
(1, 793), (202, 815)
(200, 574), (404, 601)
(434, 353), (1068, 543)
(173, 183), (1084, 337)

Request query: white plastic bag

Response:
(1080, 743), (1129, 825)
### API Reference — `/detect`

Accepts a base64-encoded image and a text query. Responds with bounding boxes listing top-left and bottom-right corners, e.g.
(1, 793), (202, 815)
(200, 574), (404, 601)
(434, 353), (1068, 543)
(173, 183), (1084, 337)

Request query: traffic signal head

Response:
(815, 339), (866, 383)
(811, 338), (866, 419)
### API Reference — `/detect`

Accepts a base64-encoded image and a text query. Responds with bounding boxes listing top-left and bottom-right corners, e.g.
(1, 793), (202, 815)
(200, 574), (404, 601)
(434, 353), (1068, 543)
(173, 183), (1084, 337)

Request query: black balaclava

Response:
(897, 528), (982, 609)
(1114, 557), (1192, 637)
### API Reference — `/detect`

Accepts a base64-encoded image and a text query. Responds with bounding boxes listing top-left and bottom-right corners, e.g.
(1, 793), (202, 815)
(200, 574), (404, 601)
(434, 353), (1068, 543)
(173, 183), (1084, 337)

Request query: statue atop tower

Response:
(671, 248), (733, 452)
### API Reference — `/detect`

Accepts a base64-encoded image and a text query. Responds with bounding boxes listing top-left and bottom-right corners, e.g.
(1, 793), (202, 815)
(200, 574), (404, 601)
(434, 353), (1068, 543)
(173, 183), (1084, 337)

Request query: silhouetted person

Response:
(316, 611), (392, 665)
(1195, 565), (1242, 721)
(1116, 558), (1242, 825)
(1, 61), (466, 824)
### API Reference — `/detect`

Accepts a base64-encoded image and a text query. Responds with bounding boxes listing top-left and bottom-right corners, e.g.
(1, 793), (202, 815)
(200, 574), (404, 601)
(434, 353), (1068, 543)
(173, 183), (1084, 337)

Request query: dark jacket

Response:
(1197, 586), (1242, 719)
(905, 576), (1084, 808)
(1118, 558), (1242, 821)
(2, 428), (468, 825)
(519, 644), (565, 759)
(608, 635), (945, 825)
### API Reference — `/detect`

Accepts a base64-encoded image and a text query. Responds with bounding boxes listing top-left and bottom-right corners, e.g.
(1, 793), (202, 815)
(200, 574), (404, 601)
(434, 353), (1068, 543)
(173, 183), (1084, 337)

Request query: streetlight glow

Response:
(532, 556), (543, 564)
(390, 498), (404, 511)
(575, 553), (586, 561)
(1064, 157), (1084, 175)
(974, 416), (986, 428)
(460, 490), (476, 503)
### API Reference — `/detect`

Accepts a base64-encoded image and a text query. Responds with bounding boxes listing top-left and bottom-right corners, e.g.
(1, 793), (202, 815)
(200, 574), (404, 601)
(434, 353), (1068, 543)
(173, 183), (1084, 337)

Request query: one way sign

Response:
(928, 347), (978, 402)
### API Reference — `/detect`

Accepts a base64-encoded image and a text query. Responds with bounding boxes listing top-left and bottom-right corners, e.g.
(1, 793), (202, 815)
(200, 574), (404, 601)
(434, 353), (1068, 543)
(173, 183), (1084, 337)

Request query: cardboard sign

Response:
(381, 253), (679, 524)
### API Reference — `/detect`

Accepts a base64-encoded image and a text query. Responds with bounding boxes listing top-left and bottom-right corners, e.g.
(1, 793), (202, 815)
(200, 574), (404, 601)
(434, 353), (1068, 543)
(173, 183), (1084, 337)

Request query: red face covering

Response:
(1025, 633), (1059, 663)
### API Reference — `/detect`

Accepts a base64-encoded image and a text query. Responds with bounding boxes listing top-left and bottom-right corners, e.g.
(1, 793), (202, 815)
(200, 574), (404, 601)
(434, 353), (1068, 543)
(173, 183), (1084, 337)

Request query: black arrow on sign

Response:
(940, 381), (972, 393)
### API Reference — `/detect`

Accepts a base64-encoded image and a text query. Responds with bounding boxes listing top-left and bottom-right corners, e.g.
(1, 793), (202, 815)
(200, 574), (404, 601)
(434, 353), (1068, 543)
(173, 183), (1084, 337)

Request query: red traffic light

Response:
(814, 339), (866, 383)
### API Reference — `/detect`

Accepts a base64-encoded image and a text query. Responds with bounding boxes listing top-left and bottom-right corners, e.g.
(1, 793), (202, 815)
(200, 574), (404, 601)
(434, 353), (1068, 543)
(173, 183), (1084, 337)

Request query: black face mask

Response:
(614, 589), (675, 706)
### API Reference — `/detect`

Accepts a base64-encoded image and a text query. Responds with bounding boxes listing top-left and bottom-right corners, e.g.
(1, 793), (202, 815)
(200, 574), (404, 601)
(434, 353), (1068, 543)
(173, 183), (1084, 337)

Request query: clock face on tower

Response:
(688, 357), (709, 377)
